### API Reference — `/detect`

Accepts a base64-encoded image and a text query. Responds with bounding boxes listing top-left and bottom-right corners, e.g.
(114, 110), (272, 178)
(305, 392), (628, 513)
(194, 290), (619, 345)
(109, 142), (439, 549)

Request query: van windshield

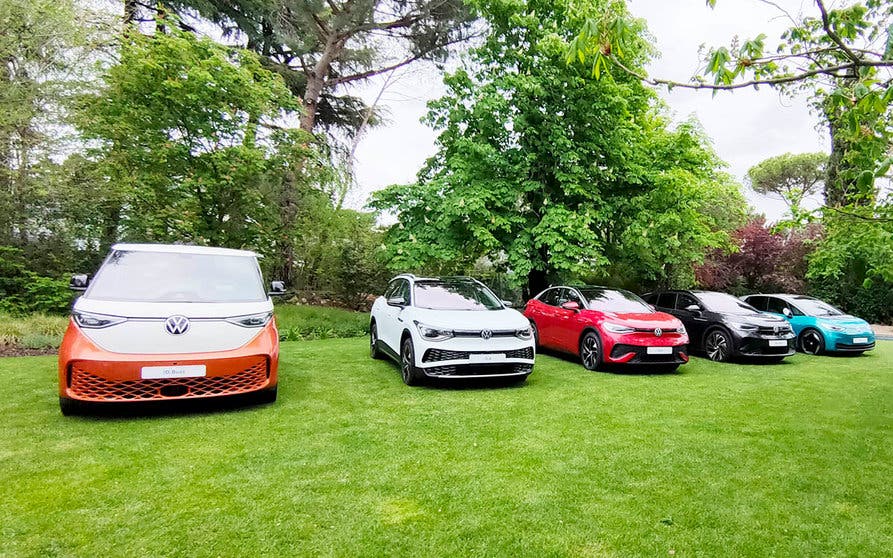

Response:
(86, 250), (266, 303)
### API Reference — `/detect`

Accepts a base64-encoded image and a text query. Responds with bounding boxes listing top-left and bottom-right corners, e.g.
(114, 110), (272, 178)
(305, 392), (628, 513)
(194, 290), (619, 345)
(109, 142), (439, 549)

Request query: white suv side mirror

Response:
(387, 296), (406, 306)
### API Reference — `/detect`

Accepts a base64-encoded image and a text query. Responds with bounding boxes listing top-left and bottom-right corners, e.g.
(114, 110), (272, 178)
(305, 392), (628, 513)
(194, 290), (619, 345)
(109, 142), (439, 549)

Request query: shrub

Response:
(696, 218), (819, 296)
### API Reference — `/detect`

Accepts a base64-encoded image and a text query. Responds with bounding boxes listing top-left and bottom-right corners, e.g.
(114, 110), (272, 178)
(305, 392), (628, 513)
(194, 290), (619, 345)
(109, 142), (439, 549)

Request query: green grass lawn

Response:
(1, 341), (891, 557)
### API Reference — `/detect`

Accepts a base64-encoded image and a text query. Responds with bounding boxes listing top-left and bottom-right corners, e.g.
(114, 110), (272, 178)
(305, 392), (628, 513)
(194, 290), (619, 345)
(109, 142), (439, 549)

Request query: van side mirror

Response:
(782, 307), (793, 318)
(268, 280), (286, 295)
(69, 274), (88, 291)
(387, 296), (406, 307)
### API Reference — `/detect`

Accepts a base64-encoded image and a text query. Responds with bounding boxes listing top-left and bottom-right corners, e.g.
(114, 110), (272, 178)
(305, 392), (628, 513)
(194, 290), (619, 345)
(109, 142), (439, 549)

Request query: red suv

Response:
(524, 286), (689, 371)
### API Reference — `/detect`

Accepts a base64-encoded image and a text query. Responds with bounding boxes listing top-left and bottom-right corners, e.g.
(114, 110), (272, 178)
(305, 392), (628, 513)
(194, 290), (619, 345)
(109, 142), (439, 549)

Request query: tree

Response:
(0, 0), (86, 246)
(74, 22), (327, 275)
(568, 0), (893, 209)
(747, 152), (827, 219)
(371, 0), (745, 297)
(164, 0), (477, 136)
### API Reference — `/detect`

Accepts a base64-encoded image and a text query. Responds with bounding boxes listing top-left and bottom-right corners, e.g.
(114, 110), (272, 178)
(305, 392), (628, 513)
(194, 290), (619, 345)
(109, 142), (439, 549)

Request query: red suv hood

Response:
(594, 311), (682, 329)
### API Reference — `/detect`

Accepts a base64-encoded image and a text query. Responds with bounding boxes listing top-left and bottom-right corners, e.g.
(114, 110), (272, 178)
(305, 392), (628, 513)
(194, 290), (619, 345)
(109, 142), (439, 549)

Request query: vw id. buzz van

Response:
(58, 244), (282, 414)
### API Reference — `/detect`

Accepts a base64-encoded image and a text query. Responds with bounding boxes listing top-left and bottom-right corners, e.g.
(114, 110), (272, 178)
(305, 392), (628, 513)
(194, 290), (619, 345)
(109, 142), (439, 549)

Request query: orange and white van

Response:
(58, 244), (282, 415)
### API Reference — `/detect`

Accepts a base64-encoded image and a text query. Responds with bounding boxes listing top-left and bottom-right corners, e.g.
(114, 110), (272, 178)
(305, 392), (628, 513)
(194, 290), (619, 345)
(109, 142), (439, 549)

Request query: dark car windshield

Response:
(579, 288), (653, 313)
(697, 292), (761, 314)
(413, 280), (503, 311)
(86, 250), (266, 303)
(792, 296), (845, 317)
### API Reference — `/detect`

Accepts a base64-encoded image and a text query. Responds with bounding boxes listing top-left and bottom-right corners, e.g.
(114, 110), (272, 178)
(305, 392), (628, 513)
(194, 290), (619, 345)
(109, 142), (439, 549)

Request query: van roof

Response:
(111, 243), (260, 258)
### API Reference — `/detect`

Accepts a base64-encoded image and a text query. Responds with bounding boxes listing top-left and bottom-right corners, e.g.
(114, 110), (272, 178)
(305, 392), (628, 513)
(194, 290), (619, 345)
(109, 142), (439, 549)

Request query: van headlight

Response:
(415, 322), (454, 341)
(73, 311), (127, 329)
(226, 312), (273, 328)
(515, 326), (533, 340)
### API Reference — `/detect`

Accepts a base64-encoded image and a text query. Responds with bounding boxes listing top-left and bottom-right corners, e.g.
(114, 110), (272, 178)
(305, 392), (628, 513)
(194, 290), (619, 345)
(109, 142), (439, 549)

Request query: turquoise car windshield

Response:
(793, 297), (845, 317)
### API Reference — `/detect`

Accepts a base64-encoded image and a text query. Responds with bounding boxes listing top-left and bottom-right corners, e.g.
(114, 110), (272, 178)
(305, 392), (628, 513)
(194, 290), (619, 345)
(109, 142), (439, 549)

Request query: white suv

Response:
(369, 275), (536, 385)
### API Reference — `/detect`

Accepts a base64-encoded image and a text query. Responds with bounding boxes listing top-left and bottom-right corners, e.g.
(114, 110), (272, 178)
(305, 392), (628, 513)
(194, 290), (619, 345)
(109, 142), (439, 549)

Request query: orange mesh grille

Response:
(69, 357), (268, 401)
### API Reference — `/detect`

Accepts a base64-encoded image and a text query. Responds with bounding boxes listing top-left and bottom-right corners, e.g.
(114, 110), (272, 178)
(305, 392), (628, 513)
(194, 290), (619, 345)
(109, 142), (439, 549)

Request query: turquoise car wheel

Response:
(799, 329), (825, 355)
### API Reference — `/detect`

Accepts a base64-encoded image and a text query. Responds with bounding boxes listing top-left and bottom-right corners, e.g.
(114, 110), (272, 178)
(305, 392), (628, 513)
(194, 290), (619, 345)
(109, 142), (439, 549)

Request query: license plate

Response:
(469, 353), (504, 363)
(768, 340), (787, 347)
(853, 337), (868, 344)
(141, 364), (206, 379)
(646, 346), (673, 355)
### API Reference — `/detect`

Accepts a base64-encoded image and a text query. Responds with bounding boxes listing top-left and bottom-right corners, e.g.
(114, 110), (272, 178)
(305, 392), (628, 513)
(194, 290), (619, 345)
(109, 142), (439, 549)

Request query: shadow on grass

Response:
(426, 376), (529, 390)
(62, 392), (276, 421)
(537, 347), (683, 376)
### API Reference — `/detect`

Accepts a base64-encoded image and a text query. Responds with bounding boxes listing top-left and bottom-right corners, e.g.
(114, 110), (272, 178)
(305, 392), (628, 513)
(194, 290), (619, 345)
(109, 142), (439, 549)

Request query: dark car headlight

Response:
(226, 312), (273, 328)
(415, 322), (454, 341)
(73, 311), (127, 329)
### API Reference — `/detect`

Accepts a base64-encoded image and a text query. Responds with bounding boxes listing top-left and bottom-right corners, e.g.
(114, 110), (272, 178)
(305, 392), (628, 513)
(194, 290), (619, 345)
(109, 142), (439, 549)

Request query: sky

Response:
(346, 0), (829, 221)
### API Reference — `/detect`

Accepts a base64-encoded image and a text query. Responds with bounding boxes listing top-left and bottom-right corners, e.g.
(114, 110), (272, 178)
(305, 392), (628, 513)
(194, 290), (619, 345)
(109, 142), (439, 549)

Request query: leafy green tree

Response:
(163, 0), (477, 136)
(747, 152), (827, 220)
(75, 23), (328, 282)
(0, 0), (87, 246)
(372, 0), (745, 296)
(569, 0), (893, 210)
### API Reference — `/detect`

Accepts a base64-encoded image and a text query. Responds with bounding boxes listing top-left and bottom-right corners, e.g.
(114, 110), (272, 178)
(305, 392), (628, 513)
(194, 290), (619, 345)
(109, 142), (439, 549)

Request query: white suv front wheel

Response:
(400, 337), (425, 386)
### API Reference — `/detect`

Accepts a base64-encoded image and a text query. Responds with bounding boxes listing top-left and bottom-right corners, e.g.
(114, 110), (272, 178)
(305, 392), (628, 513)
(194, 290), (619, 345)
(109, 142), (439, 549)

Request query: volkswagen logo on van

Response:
(164, 315), (191, 335)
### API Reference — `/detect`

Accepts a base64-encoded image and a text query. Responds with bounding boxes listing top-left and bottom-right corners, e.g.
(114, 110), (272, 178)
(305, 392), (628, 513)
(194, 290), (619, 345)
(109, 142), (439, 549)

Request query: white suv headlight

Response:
(603, 323), (635, 334)
(515, 326), (533, 340)
(226, 312), (273, 328)
(415, 322), (454, 341)
(73, 311), (127, 329)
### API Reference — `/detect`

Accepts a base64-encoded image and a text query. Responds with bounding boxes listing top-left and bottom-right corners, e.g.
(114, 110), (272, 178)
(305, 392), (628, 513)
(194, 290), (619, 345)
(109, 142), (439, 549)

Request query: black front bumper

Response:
(735, 335), (796, 357)
(833, 341), (876, 352)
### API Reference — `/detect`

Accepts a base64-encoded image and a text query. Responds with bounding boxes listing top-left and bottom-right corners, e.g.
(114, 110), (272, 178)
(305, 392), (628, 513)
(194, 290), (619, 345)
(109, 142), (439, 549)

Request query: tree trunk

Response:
(123, 0), (138, 24)
(299, 36), (345, 133)
(525, 267), (548, 301)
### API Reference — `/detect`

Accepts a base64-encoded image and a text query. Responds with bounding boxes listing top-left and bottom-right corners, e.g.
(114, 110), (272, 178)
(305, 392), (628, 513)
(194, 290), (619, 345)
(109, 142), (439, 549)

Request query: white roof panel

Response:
(111, 243), (260, 258)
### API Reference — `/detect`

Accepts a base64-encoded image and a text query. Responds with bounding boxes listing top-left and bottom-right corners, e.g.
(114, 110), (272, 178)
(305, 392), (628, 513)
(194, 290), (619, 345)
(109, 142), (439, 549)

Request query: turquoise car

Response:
(742, 294), (876, 355)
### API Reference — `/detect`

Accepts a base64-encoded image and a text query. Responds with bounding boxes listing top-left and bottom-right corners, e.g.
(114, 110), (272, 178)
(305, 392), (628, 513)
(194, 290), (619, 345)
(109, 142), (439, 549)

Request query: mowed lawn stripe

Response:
(1, 340), (891, 556)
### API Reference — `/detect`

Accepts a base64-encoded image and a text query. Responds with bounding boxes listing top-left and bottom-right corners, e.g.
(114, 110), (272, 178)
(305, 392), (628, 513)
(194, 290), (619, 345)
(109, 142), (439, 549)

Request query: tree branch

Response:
(815, 0), (862, 64)
(609, 55), (891, 92)
(824, 205), (893, 222)
(326, 34), (474, 87)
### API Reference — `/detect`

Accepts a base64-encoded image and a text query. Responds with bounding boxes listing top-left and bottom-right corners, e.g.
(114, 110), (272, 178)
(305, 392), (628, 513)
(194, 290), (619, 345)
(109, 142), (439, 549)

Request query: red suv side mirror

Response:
(560, 301), (580, 312)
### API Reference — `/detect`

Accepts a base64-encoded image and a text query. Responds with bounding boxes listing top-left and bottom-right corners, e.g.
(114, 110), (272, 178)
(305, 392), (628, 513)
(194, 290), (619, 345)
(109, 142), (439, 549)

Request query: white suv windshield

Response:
(414, 280), (503, 311)
(86, 250), (266, 303)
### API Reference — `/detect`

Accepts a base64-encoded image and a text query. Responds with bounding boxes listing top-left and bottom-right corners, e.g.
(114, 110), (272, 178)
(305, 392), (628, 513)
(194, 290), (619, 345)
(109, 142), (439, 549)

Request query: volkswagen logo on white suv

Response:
(165, 315), (191, 335)
(480, 329), (493, 340)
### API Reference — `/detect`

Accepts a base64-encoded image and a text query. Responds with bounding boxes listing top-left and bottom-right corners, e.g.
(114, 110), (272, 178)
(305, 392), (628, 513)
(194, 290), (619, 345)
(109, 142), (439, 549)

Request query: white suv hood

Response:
(73, 298), (273, 354)
(410, 307), (529, 331)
